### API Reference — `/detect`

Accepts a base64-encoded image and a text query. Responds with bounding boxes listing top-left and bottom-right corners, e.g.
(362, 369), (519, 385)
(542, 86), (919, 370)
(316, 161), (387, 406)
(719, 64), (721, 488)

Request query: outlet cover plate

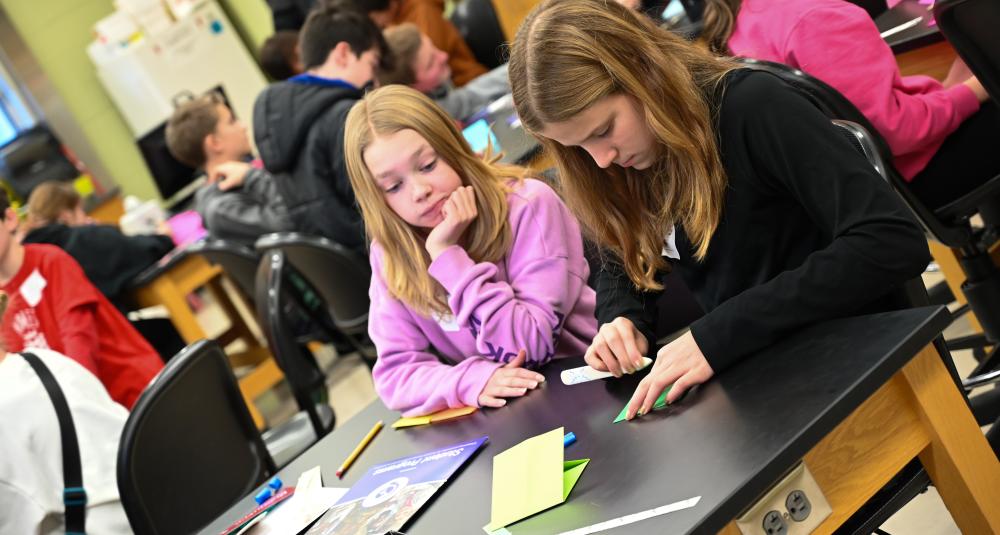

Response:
(735, 462), (832, 535)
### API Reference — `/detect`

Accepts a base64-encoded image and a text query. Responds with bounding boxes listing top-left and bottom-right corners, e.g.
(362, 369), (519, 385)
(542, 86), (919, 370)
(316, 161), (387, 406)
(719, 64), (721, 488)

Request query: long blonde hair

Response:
(508, 0), (735, 290)
(344, 85), (528, 315)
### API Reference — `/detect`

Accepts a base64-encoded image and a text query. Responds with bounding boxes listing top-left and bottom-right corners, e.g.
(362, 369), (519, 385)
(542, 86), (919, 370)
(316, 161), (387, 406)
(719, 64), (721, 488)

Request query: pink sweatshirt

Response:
(728, 0), (980, 180)
(368, 179), (598, 416)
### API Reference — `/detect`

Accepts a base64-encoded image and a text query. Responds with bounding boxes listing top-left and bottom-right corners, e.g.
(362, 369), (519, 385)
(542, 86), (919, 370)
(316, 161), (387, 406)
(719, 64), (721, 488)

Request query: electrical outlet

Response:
(762, 510), (787, 534)
(735, 463), (832, 535)
(785, 490), (811, 522)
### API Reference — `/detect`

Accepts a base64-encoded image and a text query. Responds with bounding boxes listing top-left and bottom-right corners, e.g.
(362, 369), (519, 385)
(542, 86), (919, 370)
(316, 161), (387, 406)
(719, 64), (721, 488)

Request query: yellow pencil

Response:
(336, 420), (383, 478)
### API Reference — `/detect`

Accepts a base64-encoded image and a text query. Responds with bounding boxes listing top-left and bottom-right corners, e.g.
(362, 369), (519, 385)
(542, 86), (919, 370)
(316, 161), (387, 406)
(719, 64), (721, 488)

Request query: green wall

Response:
(0, 0), (273, 200)
(219, 0), (273, 56)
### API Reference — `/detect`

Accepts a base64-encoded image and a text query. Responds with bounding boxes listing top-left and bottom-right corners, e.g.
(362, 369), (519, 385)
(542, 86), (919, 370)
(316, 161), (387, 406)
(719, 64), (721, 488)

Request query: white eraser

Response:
(560, 357), (653, 385)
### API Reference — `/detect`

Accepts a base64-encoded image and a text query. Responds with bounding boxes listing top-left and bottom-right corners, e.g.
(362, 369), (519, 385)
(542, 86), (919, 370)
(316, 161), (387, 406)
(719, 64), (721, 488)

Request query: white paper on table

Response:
(248, 466), (348, 535)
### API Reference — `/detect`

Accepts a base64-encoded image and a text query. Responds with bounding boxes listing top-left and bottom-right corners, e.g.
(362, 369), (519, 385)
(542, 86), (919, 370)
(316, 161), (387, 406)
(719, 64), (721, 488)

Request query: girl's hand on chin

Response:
(425, 186), (478, 260)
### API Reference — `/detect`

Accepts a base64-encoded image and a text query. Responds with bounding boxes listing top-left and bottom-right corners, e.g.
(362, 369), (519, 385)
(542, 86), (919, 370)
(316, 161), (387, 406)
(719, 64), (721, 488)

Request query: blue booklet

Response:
(306, 436), (488, 534)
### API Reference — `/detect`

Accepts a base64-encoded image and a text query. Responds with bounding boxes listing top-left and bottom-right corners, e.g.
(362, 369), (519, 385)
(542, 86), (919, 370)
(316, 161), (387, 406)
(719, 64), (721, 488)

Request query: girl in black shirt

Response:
(507, 0), (929, 420)
(22, 182), (174, 309)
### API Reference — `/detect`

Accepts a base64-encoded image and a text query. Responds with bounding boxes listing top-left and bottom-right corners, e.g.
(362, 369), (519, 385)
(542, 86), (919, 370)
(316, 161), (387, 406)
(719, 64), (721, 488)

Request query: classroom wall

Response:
(218, 0), (274, 55)
(0, 0), (274, 201)
(0, 0), (159, 199)
(0, 10), (115, 200)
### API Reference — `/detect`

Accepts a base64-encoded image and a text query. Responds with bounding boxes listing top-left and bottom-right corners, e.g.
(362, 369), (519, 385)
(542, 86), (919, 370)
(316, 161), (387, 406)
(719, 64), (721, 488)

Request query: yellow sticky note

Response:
(391, 406), (477, 429)
(391, 415), (432, 429)
(487, 427), (590, 531)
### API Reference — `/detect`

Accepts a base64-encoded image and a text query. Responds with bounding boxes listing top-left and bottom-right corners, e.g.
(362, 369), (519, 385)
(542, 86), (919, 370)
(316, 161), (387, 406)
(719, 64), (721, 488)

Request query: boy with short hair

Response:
(380, 23), (509, 123)
(253, 4), (390, 253)
(0, 190), (163, 409)
(166, 93), (295, 246)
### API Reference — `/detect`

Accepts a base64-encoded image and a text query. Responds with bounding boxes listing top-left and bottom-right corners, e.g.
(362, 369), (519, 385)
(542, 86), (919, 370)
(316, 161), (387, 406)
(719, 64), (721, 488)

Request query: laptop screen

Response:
(462, 119), (501, 154)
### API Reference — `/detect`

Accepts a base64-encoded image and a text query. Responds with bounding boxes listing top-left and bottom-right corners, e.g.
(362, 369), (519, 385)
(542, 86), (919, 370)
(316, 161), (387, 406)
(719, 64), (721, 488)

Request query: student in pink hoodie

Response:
(689, 0), (997, 210)
(343, 85), (598, 416)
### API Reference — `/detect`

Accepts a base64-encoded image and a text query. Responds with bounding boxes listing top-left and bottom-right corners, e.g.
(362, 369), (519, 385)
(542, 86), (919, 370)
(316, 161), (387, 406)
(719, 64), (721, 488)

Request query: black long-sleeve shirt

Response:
(596, 69), (930, 373)
(23, 223), (174, 309)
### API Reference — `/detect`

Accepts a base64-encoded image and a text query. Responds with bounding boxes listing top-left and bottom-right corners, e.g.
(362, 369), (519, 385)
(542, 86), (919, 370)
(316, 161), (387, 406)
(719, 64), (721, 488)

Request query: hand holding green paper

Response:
(625, 331), (714, 420)
(614, 386), (671, 423)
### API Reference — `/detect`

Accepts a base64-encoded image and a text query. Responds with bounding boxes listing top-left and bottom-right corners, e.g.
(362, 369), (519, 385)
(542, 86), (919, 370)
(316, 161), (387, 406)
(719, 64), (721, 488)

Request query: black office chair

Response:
(256, 250), (336, 441)
(117, 339), (276, 535)
(449, 0), (507, 69)
(932, 0), (1000, 340)
(829, 120), (1000, 535)
(934, 0), (1000, 102)
(255, 233), (376, 365)
(186, 239), (261, 298)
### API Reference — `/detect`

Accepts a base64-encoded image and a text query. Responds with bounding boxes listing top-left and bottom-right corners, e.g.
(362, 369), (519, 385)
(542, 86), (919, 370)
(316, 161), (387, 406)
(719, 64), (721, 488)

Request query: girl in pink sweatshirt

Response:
(696, 0), (998, 210)
(343, 85), (598, 416)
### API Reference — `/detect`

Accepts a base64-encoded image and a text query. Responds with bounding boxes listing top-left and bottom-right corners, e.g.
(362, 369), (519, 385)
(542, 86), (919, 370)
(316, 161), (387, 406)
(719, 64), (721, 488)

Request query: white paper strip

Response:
(555, 496), (702, 535)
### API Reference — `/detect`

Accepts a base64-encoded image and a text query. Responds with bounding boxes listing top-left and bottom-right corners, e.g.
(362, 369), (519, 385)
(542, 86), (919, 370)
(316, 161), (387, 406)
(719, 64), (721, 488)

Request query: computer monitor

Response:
(0, 125), (78, 202)
(137, 121), (199, 202)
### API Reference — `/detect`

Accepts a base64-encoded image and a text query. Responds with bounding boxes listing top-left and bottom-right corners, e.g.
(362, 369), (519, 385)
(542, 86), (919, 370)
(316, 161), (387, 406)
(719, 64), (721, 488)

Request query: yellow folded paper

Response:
(391, 406), (477, 429)
(486, 427), (590, 531)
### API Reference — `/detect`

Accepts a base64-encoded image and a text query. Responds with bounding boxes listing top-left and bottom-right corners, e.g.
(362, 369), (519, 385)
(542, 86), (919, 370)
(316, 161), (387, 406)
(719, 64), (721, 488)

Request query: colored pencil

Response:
(336, 420), (383, 478)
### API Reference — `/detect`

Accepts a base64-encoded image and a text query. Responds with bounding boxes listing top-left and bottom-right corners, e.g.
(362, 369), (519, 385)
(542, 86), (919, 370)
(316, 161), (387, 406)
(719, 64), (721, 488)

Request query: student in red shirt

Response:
(0, 190), (162, 409)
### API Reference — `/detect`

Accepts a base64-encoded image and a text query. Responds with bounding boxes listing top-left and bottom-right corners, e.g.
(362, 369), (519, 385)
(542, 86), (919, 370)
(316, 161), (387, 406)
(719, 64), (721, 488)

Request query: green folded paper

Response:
(613, 386), (672, 423)
(486, 427), (590, 531)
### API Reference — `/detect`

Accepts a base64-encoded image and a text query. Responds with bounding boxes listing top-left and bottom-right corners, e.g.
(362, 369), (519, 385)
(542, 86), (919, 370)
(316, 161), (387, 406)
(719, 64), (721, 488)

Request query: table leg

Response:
(205, 276), (262, 350)
(134, 276), (208, 344)
(901, 345), (1000, 534)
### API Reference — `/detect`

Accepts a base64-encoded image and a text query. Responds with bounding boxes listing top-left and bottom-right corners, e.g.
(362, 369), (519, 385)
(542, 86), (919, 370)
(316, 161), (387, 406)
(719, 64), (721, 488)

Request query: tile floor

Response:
(203, 269), (993, 534)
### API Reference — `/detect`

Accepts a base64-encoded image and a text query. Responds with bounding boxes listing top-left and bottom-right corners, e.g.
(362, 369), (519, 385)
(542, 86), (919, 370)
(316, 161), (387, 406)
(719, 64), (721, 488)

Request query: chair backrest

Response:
(830, 120), (893, 183)
(449, 0), (507, 69)
(187, 239), (261, 300)
(117, 339), (275, 535)
(934, 0), (1000, 103)
(831, 120), (931, 308)
(735, 59), (973, 248)
(255, 233), (372, 335)
(255, 249), (334, 437)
